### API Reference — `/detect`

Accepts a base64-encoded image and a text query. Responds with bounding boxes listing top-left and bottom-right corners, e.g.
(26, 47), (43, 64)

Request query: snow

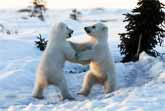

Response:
(0, 9), (164, 111)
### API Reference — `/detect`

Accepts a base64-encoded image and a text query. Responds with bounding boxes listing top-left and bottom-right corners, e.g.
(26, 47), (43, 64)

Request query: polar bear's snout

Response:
(84, 27), (91, 34)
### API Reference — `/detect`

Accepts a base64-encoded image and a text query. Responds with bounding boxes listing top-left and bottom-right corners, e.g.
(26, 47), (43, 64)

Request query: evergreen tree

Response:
(119, 0), (165, 62)
(35, 34), (47, 51)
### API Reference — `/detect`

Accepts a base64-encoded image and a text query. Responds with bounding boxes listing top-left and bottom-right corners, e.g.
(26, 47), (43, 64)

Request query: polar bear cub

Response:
(32, 22), (76, 100)
(77, 23), (117, 96)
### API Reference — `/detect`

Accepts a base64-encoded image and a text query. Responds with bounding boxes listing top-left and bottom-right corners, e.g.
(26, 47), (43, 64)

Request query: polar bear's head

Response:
(84, 23), (108, 39)
(55, 22), (74, 39)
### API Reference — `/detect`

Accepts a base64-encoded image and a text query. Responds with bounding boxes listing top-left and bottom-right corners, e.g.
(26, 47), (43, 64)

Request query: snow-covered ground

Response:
(0, 9), (164, 111)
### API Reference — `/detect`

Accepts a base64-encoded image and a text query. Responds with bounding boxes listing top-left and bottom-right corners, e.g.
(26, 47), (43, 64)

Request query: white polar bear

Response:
(32, 22), (81, 100)
(77, 23), (117, 96)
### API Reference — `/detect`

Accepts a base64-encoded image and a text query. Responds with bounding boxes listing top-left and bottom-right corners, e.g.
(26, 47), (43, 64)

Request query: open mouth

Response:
(68, 30), (74, 38)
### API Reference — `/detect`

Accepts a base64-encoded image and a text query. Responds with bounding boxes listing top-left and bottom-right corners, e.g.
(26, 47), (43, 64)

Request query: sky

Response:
(0, 0), (164, 9)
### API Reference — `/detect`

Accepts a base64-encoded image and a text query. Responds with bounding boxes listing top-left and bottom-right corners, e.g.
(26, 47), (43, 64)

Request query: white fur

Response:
(77, 23), (117, 96)
(32, 22), (76, 100)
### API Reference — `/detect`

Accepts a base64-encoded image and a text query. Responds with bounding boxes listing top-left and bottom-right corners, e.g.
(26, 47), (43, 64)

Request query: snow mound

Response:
(0, 49), (164, 110)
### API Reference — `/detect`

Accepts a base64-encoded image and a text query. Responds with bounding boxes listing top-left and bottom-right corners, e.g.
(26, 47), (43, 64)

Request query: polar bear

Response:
(77, 23), (117, 96)
(32, 22), (90, 100)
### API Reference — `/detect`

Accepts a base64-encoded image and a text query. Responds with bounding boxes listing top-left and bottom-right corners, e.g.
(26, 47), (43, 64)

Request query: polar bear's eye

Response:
(92, 26), (96, 29)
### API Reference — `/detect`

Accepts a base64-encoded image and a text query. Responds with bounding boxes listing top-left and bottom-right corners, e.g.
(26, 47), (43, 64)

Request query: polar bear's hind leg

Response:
(32, 81), (45, 99)
(78, 71), (96, 96)
(55, 79), (75, 100)
(32, 74), (48, 99)
(104, 75), (116, 94)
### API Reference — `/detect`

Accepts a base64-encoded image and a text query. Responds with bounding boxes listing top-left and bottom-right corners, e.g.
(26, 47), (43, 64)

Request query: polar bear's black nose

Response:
(84, 27), (90, 33)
